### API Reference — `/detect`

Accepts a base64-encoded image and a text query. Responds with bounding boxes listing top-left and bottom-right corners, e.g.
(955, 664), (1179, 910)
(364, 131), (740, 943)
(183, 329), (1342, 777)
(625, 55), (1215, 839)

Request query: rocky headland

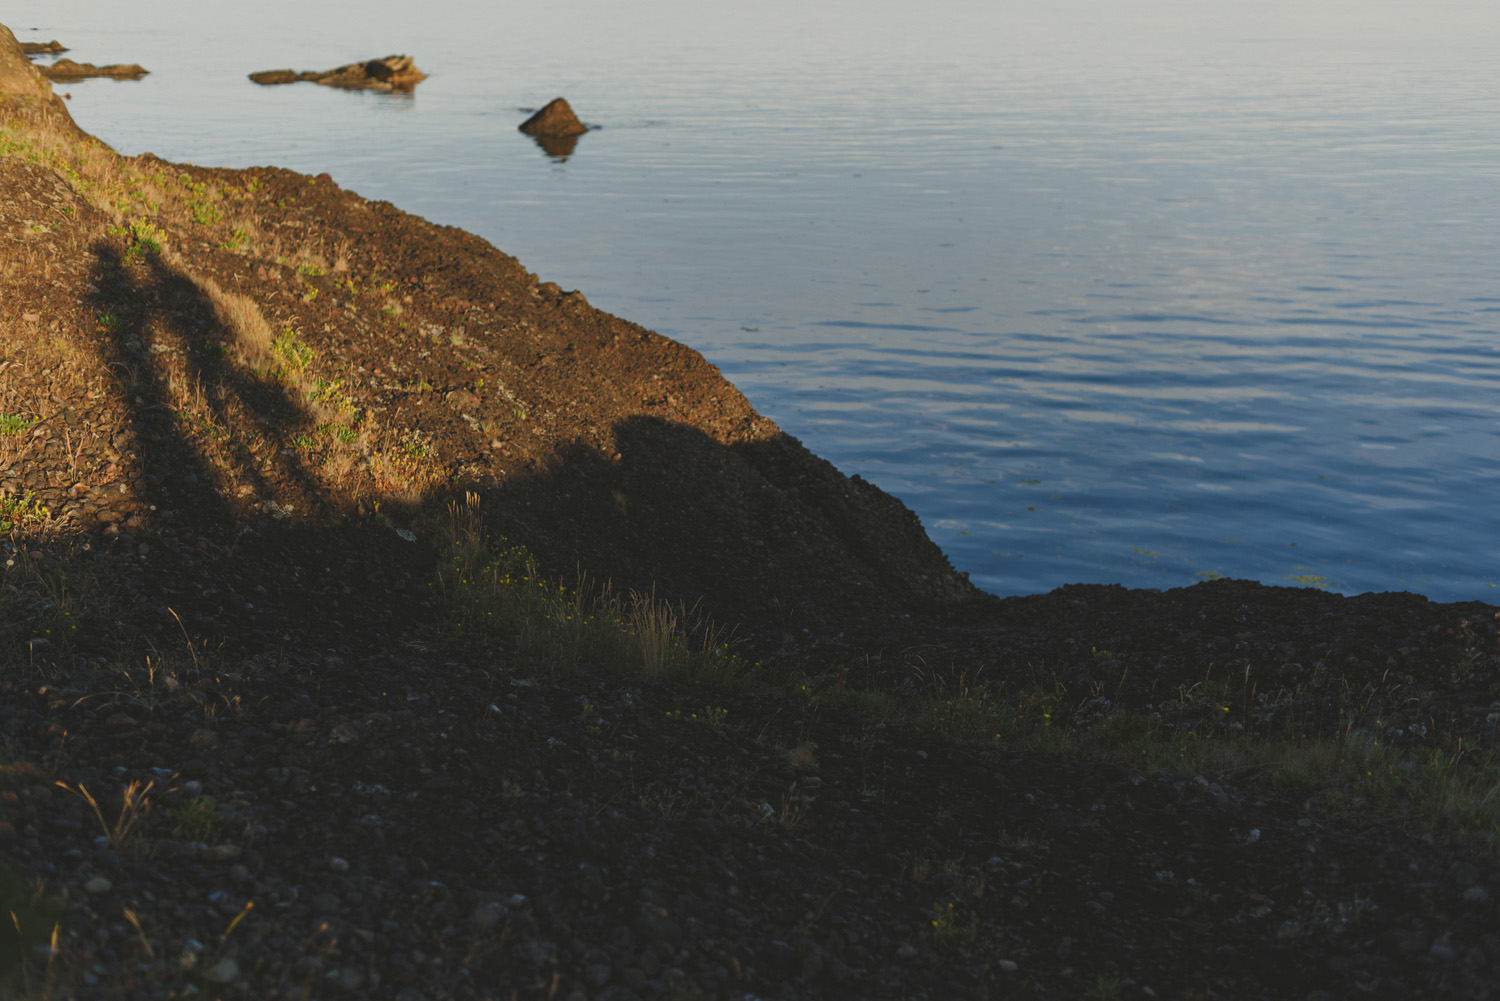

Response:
(3, 23), (1500, 1001)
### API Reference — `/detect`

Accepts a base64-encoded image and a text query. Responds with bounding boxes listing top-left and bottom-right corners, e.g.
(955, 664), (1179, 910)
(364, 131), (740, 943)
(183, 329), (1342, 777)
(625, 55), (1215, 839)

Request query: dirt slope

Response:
(4, 24), (1500, 1001)
(1, 23), (973, 651)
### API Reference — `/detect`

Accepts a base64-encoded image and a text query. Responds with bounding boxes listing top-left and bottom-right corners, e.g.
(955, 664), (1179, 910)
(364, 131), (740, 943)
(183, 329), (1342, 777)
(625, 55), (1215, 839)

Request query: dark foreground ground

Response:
(3, 25), (1500, 1000)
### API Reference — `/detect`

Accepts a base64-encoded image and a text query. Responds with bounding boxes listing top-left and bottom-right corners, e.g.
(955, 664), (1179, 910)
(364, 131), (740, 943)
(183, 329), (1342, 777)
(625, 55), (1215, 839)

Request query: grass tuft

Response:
(433, 493), (742, 683)
(0, 491), (49, 532)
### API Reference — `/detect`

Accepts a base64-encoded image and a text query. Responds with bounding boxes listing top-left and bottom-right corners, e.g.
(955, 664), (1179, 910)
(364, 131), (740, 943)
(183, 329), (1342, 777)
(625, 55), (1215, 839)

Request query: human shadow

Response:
(84, 242), (333, 533)
(33, 243), (972, 661)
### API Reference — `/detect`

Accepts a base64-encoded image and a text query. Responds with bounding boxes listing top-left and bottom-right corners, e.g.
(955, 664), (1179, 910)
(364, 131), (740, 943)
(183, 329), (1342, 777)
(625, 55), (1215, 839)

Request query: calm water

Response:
(13, 0), (1500, 600)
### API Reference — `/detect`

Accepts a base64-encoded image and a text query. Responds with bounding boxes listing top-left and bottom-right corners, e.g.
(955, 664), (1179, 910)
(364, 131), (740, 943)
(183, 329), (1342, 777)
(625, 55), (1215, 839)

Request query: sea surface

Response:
(11, 0), (1500, 600)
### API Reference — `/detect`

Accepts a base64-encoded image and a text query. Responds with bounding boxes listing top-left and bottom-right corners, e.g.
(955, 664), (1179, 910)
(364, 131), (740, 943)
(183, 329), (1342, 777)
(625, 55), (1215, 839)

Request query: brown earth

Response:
(3, 23), (1500, 1001)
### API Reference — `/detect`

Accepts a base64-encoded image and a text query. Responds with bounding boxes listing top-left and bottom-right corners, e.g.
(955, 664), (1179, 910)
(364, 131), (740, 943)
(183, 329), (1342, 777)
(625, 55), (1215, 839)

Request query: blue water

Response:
(13, 0), (1500, 599)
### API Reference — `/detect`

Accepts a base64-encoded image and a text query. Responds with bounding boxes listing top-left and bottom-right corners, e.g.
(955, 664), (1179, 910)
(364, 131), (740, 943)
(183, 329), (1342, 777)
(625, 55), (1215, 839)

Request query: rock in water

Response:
(518, 97), (588, 137)
(40, 58), (148, 80)
(249, 55), (426, 92)
(247, 68), (299, 86)
(357, 55), (425, 88)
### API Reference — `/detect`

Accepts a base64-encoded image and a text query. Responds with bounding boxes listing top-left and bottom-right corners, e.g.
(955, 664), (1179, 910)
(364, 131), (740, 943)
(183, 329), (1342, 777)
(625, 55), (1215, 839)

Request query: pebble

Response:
(997, 959), (1019, 973)
(896, 944), (919, 959)
(1462, 885), (1489, 903)
(200, 844), (241, 862)
(204, 958), (239, 983)
(469, 902), (503, 931)
(333, 967), (365, 990)
(84, 876), (112, 894)
(1428, 935), (1458, 962)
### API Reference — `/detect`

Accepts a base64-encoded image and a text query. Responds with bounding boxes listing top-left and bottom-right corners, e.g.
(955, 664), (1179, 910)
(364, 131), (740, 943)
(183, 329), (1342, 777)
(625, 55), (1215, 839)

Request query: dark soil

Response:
(3, 30), (1500, 1001)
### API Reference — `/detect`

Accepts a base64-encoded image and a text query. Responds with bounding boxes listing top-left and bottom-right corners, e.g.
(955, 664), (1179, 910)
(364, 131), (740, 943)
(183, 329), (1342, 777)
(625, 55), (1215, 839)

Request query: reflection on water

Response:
(16, 0), (1500, 601)
(528, 131), (581, 161)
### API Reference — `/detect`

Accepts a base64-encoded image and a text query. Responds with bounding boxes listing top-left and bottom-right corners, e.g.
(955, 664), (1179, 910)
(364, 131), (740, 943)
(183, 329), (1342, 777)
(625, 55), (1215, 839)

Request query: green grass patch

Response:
(318, 422), (358, 445)
(0, 414), (35, 436)
(169, 795), (220, 842)
(189, 200), (223, 226)
(0, 491), (49, 532)
(123, 218), (165, 262)
(307, 378), (357, 414)
(269, 329), (314, 381)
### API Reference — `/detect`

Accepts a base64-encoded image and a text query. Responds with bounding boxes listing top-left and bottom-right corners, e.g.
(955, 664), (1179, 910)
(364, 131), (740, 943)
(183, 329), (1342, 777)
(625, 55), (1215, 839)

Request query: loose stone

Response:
(204, 958), (239, 983)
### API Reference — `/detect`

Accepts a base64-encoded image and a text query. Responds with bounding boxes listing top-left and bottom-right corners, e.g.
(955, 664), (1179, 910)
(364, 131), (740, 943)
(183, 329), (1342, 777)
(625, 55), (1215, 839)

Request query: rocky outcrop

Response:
(248, 55), (426, 92)
(39, 58), (148, 80)
(0, 24), (79, 125)
(20, 39), (67, 54)
(519, 96), (588, 137)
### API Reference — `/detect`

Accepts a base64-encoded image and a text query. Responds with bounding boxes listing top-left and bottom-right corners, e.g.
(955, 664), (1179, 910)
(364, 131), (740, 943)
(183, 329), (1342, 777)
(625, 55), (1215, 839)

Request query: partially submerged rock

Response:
(519, 97), (588, 137)
(249, 55), (426, 93)
(20, 39), (67, 54)
(40, 58), (148, 80)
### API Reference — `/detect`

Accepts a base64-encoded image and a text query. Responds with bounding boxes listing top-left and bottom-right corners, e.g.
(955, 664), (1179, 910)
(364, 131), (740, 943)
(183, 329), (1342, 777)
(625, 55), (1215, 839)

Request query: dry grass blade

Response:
(56, 779), (157, 846)
(122, 908), (154, 960)
(219, 900), (254, 948)
(629, 588), (679, 679)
